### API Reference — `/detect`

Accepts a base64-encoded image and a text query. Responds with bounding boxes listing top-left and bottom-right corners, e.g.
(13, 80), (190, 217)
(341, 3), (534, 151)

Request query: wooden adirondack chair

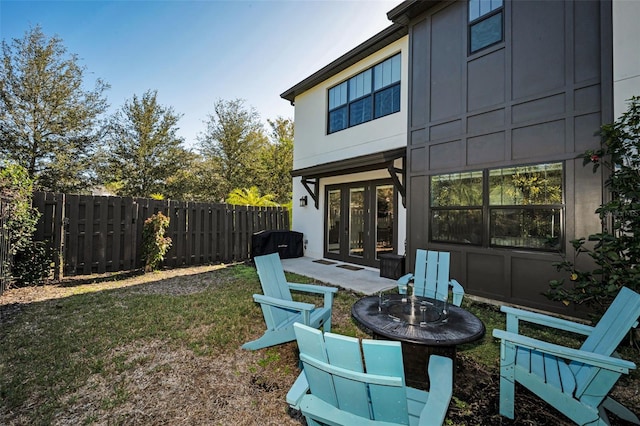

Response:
(492, 286), (640, 425)
(398, 250), (464, 306)
(242, 253), (338, 351)
(286, 322), (453, 426)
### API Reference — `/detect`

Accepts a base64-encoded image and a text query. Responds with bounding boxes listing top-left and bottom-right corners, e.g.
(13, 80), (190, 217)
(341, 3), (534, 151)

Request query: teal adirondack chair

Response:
(492, 286), (640, 425)
(286, 322), (453, 426)
(242, 253), (338, 351)
(398, 250), (464, 306)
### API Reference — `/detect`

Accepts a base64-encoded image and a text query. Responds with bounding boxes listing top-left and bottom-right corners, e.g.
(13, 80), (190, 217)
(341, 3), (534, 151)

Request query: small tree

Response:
(0, 26), (109, 193)
(141, 212), (172, 272)
(0, 162), (51, 286)
(547, 96), (640, 313)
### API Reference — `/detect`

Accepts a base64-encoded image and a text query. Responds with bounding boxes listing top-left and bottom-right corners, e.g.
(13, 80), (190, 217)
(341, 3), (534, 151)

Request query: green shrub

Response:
(11, 240), (52, 285)
(547, 96), (640, 313)
(141, 212), (172, 272)
(0, 163), (51, 286)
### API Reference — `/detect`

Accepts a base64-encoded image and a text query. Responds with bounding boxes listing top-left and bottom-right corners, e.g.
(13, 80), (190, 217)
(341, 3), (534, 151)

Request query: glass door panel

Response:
(376, 184), (394, 259)
(327, 189), (341, 254)
(349, 187), (365, 258)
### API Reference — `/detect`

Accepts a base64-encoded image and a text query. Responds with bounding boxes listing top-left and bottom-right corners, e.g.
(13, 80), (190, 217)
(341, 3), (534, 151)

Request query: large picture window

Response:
(328, 54), (401, 134)
(469, 0), (503, 54)
(430, 162), (564, 251)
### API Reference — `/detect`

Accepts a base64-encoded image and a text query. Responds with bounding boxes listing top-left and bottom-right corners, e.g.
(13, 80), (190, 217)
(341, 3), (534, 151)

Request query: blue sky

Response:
(0, 0), (401, 148)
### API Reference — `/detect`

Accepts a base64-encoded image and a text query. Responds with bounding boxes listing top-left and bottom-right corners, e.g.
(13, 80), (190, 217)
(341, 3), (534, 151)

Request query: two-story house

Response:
(281, 0), (640, 314)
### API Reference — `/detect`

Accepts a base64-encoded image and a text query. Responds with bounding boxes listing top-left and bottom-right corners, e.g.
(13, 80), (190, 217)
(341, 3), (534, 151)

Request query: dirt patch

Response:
(50, 341), (301, 426)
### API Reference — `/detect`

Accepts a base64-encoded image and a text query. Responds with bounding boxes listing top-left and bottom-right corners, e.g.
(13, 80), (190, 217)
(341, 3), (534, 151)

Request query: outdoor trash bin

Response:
(379, 253), (405, 279)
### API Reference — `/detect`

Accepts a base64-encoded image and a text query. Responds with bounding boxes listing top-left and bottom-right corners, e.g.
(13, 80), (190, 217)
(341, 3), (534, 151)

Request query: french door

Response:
(325, 180), (396, 267)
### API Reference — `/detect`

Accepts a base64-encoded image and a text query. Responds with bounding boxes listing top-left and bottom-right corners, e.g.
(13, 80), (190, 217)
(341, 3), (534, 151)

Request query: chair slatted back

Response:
(294, 323), (411, 424)
(413, 250), (450, 301)
(254, 253), (294, 327)
(571, 286), (640, 397)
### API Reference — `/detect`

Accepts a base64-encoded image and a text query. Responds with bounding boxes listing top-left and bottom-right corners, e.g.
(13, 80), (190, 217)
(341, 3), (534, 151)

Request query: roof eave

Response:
(280, 23), (408, 103)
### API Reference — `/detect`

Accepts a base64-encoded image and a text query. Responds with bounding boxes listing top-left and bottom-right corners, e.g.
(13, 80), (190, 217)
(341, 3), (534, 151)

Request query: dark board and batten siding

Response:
(405, 0), (610, 315)
(33, 192), (289, 277)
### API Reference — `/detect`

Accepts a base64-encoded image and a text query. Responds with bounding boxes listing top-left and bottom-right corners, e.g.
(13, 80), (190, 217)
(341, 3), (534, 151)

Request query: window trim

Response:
(327, 53), (401, 134)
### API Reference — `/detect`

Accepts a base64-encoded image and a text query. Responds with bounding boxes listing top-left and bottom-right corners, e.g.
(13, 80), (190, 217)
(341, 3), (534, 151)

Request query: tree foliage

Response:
(198, 99), (268, 200)
(99, 90), (190, 198)
(257, 117), (294, 204)
(0, 26), (109, 193)
(547, 96), (640, 313)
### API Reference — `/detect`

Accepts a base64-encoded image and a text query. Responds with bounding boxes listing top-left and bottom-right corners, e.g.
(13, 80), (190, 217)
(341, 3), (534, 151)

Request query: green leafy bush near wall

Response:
(0, 163), (52, 286)
(141, 212), (172, 272)
(547, 96), (640, 314)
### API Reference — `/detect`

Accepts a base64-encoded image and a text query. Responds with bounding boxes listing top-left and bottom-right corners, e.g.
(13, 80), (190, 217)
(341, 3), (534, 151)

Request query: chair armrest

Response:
(397, 273), (414, 286)
(286, 372), (309, 409)
(492, 329), (636, 373)
(419, 355), (453, 426)
(253, 294), (315, 312)
(288, 282), (338, 295)
(449, 279), (464, 306)
(288, 283), (337, 308)
(501, 305), (594, 336)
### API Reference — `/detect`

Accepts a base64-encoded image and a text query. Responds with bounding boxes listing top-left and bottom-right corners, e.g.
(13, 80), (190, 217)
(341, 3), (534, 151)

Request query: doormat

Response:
(313, 259), (337, 265)
(337, 264), (364, 271)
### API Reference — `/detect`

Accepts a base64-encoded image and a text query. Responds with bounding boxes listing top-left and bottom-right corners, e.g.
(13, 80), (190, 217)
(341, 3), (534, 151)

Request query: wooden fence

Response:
(32, 192), (290, 278)
(0, 198), (10, 296)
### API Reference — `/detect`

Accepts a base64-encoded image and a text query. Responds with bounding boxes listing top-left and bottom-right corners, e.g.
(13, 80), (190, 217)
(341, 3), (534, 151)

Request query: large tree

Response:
(257, 117), (293, 204)
(100, 90), (189, 198)
(0, 26), (109, 193)
(198, 99), (268, 200)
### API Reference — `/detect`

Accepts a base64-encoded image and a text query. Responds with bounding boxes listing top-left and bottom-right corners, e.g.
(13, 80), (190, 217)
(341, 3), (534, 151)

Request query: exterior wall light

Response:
(299, 196), (308, 207)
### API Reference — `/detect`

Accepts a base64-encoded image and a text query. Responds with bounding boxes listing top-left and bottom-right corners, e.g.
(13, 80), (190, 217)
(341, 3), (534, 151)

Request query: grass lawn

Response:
(1, 263), (638, 425)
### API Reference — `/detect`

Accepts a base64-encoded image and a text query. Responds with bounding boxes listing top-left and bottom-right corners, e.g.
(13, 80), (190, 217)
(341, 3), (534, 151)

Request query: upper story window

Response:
(469, 0), (503, 54)
(430, 162), (564, 251)
(328, 54), (401, 134)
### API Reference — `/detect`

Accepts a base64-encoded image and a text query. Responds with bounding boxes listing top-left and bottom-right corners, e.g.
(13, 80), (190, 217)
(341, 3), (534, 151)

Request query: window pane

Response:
(327, 190), (341, 254)
(329, 106), (347, 133)
(431, 171), (483, 207)
(374, 84), (400, 118)
(469, 0), (481, 22)
(376, 185), (394, 258)
(431, 209), (483, 245)
(470, 12), (502, 52)
(349, 96), (372, 126)
(329, 82), (347, 109)
(374, 54), (401, 90)
(349, 70), (372, 101)
(391, 54), (401, 83)
(491, 208), (561, 249)
(479, 0), (491, 16)
(349, 187), (365, 257)
(489, 163), (563, 206)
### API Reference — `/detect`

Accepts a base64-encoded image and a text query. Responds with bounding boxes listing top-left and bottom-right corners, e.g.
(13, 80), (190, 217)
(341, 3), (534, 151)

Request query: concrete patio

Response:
(280, 256), (398, 295)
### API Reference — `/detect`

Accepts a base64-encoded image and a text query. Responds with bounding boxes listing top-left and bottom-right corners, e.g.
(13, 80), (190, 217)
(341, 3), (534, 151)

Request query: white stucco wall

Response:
(613, 0), (640, 117)
(291, 36), (409, 260)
